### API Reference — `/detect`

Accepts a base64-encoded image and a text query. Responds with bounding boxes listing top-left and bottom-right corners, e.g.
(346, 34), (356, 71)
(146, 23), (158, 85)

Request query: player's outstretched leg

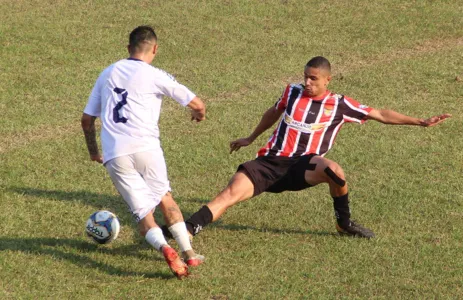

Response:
(304, 156), (375, 238)
(159, 193), (205, 268)
(184, 171), (255, 236)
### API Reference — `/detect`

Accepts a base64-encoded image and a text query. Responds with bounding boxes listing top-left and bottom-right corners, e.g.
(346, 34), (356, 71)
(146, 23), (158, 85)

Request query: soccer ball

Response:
(85, 210), (121, 244)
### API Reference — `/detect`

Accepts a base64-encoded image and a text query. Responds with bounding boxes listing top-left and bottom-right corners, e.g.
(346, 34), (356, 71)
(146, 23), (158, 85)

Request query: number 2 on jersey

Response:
(113, 87), (128, 123)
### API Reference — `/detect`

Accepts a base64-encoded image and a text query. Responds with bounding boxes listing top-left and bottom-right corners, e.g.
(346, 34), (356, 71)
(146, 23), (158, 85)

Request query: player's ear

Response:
(153, 44), (158, 56)
(127, 45), (131, 54)
(324, 75), (332, 87)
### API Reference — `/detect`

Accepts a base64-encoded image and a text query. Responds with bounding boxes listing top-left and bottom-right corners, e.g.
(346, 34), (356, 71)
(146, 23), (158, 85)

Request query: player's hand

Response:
(420, 114), (451, 127)
(90, 154), (103, 164)
(191, 110), (205, 122)
(230, 137), (253, 154)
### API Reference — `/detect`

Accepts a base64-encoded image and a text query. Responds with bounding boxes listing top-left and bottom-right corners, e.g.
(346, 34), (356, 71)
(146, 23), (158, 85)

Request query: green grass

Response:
(1, 0), (462, 298)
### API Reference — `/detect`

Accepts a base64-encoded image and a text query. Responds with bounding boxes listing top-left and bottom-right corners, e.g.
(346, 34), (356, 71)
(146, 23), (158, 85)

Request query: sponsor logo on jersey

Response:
(284, 114), (326, 133)
(324, 104), (334, 116)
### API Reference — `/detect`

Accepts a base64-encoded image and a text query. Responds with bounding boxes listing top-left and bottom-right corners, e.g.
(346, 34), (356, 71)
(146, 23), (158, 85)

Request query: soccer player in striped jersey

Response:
(81, 26), (206, 279)
(180, 56), (450, 239)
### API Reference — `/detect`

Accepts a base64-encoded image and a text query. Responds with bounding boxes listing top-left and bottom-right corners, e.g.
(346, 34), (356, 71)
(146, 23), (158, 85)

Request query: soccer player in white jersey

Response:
(81, 25), (206, 279)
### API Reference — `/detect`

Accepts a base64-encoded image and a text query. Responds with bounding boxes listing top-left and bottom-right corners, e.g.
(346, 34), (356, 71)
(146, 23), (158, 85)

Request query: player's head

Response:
(303, 56), (332, 98)
(128, 26), (158, 60)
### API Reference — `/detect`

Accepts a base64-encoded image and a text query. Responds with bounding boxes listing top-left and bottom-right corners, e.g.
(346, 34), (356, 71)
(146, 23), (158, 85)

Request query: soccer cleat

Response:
(162, 246), (189, 279)
(184, 254), (205, 267)
(336, 220), (375, 239)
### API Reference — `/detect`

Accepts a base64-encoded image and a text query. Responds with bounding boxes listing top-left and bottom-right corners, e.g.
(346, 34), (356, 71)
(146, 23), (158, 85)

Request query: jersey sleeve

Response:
(83, 72), (105, 117)
(341, 96), (373, 124)
(274, 84), (291, 110)
(154, 70), (196, 106)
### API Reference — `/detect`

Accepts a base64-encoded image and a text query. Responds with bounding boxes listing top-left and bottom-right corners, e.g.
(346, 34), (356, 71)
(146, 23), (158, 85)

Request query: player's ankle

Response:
(160, 244), (171, 251)
(336, 218), (351, 229)
(182, 249), (196, 260)
(332, 194), (351, 228)
(168, 222), (194, 253)
(185, 206), (213, 236)
(145, 227), (169, 251)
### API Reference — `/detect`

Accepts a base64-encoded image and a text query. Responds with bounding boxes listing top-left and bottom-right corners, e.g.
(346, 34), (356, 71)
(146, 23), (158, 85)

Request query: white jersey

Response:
(84, 58), (196, 163)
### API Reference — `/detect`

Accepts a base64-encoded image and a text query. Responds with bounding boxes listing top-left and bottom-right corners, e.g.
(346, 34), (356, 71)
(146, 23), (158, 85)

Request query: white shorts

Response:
(105, 149), (171, 222)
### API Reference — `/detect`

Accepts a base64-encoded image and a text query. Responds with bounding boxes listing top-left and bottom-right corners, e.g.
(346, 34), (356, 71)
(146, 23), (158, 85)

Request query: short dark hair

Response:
(129, 26), (157, 53)
(305, 56), (331, 73)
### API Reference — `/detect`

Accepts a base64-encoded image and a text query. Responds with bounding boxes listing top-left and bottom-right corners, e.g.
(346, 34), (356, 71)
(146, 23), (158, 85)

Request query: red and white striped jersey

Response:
(257, 84), (372, 158)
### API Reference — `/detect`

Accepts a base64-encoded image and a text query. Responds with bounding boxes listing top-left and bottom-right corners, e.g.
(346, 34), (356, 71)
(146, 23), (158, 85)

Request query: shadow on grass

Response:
(0, 237), (174, 279)
(8, 186), (200, 226)
(10, 187), (337, 237)
(9, 186), (128, 213)
(211, 221), (338, 237)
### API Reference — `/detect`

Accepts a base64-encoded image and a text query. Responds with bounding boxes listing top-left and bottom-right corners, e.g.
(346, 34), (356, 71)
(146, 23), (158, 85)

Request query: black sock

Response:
(333, 193), (351, 228)
(160, 225), (173, 239)
(185, 205), (213, 236)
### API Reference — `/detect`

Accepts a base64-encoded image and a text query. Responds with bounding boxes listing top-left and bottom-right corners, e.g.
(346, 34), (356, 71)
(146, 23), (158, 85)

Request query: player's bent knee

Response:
(324, 165), (346, 187)
(229, 171), (255, 200)
(139, 224), (151, 237)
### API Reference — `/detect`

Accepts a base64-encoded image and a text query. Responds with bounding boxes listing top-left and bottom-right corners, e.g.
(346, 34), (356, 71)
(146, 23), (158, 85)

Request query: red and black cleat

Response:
(162, 246), (189, 279)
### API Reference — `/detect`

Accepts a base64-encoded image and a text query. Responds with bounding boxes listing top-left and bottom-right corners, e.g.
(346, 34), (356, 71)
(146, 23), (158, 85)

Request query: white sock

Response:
(168, 222), (192, 253)
(145, 227), (168, 251)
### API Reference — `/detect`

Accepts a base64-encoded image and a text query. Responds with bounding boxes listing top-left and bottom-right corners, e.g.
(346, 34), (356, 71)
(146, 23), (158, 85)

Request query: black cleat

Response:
(336, 220), (375, 239)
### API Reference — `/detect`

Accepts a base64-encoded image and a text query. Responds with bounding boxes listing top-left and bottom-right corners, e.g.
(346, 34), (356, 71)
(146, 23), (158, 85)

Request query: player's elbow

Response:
(265, 106), (283, 122)
(81, 114), (94, 131)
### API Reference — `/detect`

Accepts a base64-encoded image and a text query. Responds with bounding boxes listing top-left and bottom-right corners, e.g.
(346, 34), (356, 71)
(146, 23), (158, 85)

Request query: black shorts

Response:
(237, 154), (317, 197)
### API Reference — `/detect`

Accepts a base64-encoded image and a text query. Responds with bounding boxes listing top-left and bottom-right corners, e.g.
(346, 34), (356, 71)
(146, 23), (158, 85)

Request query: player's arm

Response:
(366, 108), (451, 127)
(154, 70), (206, 122)
(230, 106), (284, 153)
(187, 96), (206, 122)
(81, 113), (103, 163)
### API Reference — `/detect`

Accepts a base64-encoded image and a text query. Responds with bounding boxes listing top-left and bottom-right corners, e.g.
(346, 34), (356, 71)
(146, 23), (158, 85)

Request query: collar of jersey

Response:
(303, 90), (331, 101)
(127, 57), (143, 62)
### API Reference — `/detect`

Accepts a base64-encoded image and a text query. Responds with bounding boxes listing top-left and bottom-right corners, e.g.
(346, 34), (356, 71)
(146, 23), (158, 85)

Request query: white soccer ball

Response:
(85, 210), (121, 244)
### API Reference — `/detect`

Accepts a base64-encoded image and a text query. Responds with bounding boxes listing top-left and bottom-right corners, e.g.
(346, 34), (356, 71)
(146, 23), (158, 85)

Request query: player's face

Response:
(303, 67), (331, 97)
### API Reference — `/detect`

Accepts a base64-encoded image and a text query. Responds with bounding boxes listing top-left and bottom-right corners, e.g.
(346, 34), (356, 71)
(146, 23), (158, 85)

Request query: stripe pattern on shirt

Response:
(257, 84), (372, 158)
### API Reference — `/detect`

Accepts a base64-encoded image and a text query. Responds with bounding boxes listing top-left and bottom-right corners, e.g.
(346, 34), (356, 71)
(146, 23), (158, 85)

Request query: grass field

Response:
(1, 0), (462, 298)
